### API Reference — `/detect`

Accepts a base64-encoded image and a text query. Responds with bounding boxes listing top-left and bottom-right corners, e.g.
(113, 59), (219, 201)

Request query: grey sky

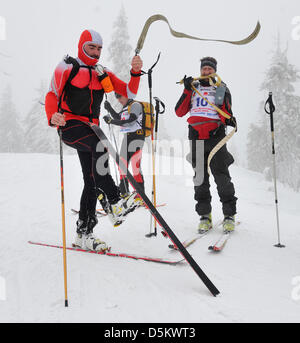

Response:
(0, 0), (299, 163)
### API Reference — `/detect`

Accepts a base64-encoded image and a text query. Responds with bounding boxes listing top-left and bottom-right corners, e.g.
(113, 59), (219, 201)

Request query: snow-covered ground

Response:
(0, 152), (299, 323)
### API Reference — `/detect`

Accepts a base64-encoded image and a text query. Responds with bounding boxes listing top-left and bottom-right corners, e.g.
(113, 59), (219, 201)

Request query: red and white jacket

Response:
(45, 29), (141, 126)
(175, 81), (233, 139)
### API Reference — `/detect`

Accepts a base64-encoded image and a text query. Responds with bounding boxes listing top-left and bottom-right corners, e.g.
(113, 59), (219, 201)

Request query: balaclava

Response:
(78, 29), (103, 66)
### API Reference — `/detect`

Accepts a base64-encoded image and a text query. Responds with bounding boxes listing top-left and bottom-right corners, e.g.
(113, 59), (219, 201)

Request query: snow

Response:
(0, 152), (299, 323)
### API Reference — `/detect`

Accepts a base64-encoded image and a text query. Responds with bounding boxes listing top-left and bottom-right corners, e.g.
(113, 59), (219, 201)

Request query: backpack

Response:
(58, 56), (113, 116)
(57, 56), (88, 111)
(128, 101), (155, 137)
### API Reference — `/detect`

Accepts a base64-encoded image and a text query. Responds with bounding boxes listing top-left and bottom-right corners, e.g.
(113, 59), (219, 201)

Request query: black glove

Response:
(103, 115), (112, 124)
(104, 101), (113, 113)
(226, 116), (237, 130)
(183, 75), (193, 91)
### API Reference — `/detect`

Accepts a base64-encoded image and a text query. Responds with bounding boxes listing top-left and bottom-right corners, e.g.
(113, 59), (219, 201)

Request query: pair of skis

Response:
(169, 221), (240, 252)
(29, 220), (237, 266)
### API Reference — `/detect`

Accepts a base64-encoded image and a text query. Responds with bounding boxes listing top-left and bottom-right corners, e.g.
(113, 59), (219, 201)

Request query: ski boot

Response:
(98, 191), (124, 227)
(120, 191), (143, 214)
(198, 213), (212, 234)
(223, 216), (235, 233)
(74, 218), (88, 248)
(97, 190), (137, 227)
(97, 191), (110, 214)
(109, 199), (126, 227)
(133, 193), (144, 209)
(84, 233), (108, 252)
(120, 192), (130, 200)
(121, 191), (139, 214)
(74, 215), (108, 252)
(110, 192), (137, 227)
(85, 214), (108, 252)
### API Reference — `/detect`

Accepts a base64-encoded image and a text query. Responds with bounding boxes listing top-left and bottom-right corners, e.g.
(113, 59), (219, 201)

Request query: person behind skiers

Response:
(45, 29), (143, 252)
(103, 93), (145, 206)
(175, 56), (237, 233)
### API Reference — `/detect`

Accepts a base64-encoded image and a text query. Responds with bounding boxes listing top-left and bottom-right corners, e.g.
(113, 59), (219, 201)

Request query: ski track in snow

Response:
(0, 153), (299, 323)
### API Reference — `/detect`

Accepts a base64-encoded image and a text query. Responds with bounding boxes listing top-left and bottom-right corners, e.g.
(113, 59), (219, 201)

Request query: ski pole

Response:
(108, 123), (120, 186)
(59, 128), (69, 307)
(145, 53), (161, 238)
(147, 122), (157, 238)
(264, 92), (285, 248)
(104, 94), (121, 188)
(146, 98), (166, 239)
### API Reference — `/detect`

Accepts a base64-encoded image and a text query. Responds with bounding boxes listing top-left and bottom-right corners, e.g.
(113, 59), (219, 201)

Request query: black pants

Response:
(119, 132), (145, 196)
(60, 120), (119, 221)
(188, 125), (237, 217)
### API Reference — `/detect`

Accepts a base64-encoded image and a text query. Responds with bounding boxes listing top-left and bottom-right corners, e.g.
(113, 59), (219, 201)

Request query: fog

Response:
(0, 0), (299, 163)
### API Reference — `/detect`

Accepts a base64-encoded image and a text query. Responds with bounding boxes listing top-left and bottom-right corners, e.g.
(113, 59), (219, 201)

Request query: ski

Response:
(169, 220), (223, 251)
(86, 122), (220, 296)
(208, 221), (240, 252)
(28, 241), (184, 265)
(208, 232), (231, 252)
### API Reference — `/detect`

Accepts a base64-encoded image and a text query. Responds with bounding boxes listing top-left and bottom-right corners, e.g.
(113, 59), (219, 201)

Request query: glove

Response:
(226, 116), (237, 130)
(95, 64), (105, 76)
(103, 115), (113, 124)
(104, 101), (113, 113)
(183, 75), (194, 91)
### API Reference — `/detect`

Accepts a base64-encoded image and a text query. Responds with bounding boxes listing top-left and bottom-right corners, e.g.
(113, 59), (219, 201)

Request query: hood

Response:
(78, 29), (103, 66)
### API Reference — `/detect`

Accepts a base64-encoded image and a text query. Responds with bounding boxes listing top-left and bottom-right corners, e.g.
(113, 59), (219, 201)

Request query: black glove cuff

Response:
(98, 72), (109, 82)
(130, 70), (145, 77)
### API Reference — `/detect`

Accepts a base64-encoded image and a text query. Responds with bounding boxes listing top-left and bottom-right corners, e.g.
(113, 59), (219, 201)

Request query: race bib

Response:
(120, 108), (143, 134)
(190, 86), (219, 120)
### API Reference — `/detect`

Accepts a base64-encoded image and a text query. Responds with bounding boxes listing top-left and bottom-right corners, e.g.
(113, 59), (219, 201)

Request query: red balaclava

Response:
(78, 29), (103, 66)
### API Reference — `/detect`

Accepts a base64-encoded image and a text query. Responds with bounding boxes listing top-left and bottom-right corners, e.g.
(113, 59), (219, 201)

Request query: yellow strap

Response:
(194, 73), (222, 87)
(178, 73), (221, 87)
(207, 126), (237, 175)
(135, 15), (261, 54)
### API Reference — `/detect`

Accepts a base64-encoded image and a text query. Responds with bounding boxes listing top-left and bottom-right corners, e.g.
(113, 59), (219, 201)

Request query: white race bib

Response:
(190, 85), (219, 120)
(120, 108), (143, 133)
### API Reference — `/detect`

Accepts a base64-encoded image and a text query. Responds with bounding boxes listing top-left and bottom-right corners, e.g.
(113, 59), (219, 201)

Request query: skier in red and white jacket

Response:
(45, 29), (143, 251)
(175, 56), (237, 233)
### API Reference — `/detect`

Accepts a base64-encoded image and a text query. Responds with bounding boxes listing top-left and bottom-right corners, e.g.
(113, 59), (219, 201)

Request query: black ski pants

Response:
(188, 125), (237, 217)
(60, 120), (119, 221)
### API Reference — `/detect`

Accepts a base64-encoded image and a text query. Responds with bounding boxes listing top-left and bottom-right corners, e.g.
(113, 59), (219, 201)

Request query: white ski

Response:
(208, 221), (240, 252)
(169, 220), (223, 250)
(208, 232), (231, 252)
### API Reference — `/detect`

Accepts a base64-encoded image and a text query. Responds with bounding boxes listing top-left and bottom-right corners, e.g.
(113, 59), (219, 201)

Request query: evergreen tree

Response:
(0, 85), (23, 153)
(107, 4), (132, 83)
(23, 80), (59, 154)
(105, 5), (133, 143)
(247, 39), (300, 190)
